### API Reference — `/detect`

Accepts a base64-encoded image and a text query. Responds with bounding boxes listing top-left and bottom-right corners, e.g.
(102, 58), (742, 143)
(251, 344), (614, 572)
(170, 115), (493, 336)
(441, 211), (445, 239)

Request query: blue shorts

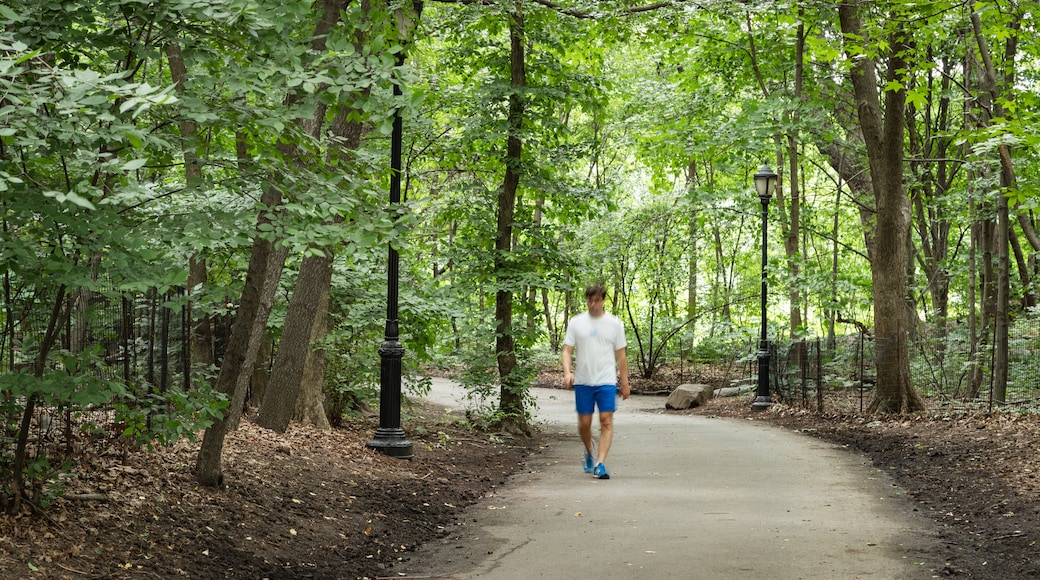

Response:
(574, 384), (618, 415)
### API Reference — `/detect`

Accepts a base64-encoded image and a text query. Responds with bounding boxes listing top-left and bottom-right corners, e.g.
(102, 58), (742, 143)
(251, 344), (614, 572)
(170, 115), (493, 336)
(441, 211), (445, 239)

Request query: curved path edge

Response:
(395, 378), (941, 579)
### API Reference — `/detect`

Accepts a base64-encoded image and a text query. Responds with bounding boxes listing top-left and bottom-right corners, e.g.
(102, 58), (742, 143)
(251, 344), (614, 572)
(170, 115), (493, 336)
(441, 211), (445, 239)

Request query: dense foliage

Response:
(4, 0), (1040, 503)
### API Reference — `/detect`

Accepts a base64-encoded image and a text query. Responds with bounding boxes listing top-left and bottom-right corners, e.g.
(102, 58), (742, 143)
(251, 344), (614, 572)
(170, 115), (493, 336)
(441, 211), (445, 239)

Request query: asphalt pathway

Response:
(396, 378), (940, 579)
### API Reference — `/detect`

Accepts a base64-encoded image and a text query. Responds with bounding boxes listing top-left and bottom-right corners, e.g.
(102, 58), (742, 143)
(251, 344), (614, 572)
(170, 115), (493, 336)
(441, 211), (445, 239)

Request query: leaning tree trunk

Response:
(255, 253), (334, 432)
(194, 191), (288, 487)
(839, 2), (925, 414)
(7, 285), (66, 514)
(255, 0), (423, 432)
(295, 283), (331, 428)
(194, 0), (353, 487)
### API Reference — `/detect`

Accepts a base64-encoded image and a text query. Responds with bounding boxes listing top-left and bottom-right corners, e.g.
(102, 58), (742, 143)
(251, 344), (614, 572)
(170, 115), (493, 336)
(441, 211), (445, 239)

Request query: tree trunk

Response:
(196, 0), (357, 485)
(295, 283), (331, 429)
(7, 285), (66, 514)
(167, 43), (214, 372)
(255, 0), (419, 432)
(194, 187), (289, 486)
(970, 6), (1020, 402)
(685, 160), (698, 335)
(822, 141), (876, 264)
(256, 253), (334, 432)
(838, 2), (925, 414)
(494, 2), (529, 436)
(249, 335), (272, 408)
(783, 15), (804, 339)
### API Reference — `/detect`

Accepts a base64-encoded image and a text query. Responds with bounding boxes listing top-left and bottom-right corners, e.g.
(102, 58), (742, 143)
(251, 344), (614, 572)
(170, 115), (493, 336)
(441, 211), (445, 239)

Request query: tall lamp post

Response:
(366, 54), (414, 458)
(752, 164), (777, 411)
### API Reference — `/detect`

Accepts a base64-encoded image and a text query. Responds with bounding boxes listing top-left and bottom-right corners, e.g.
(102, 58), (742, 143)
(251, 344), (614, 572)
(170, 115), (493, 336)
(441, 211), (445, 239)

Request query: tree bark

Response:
(838, 2), (925, 414)
(256, 0), (425, 431)
(255, 254), (334, 432)
(195, 0), (352, 487)
(295, 282), (331, 429)
(783, 13), (804, 339)
(194, 186), (289, 487)
(495, 2), (529, 436)
(249, 335), (272, 408)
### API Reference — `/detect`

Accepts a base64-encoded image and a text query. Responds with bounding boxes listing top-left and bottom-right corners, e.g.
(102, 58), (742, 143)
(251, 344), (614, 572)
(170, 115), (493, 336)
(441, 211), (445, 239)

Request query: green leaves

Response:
(41, 189), (96, 210)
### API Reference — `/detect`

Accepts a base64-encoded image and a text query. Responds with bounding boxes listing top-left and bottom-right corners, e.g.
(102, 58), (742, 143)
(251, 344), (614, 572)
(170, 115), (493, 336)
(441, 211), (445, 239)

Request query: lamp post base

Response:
(751, 342), (771, 411)
(366, 429), (414, 458)
(751, 395), (772, 411)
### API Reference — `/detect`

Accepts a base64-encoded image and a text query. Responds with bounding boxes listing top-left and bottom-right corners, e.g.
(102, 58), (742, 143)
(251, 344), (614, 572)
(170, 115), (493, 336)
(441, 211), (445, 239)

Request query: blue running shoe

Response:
(583, 449), (595, 473)
(593, 463), (610, 480)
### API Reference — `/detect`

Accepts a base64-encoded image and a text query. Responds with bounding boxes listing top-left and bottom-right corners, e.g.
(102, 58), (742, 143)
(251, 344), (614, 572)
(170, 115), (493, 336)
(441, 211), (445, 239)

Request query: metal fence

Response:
(1, 285), (229, 391)
(759, 315), (1040, 414)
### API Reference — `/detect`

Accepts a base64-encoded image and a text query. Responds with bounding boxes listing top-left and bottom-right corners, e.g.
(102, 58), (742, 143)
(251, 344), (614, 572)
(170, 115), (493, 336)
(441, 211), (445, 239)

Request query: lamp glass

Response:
(754, 164), (776, 198)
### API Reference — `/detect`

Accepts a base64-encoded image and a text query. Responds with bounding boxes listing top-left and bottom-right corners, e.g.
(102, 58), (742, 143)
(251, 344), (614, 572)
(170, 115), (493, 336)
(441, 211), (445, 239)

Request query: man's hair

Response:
(585, 284), (607, 300)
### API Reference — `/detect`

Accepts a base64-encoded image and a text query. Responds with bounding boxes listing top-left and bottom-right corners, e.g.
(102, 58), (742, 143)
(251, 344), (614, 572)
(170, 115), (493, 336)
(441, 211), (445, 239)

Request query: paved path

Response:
(396, 378), (940, 579)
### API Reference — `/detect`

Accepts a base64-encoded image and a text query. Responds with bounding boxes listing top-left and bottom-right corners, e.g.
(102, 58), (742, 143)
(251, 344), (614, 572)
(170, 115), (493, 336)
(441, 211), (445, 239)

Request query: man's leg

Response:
(578, 413), (595, 454)
(595, 411), (614, 464)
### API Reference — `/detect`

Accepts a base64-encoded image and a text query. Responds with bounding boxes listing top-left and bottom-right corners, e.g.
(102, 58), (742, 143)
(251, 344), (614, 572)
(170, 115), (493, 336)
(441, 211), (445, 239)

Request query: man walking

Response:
(562, 284), (630, 479)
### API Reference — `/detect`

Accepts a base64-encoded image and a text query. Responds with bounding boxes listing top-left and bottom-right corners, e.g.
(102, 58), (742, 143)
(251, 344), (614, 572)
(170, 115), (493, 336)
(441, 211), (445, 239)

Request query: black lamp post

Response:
(752, 164), (777, 411)
(366, 56), (414, 458)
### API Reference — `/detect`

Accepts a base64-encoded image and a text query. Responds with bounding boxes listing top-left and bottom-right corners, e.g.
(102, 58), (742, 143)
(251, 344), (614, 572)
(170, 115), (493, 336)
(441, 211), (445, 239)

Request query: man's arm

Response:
(615, 347), (630, 399)
(562, 344), (575, 389)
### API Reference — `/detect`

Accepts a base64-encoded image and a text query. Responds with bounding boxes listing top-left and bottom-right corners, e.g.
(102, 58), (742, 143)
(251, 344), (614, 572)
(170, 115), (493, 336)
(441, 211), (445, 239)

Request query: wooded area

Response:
(3, 0), (1040, 513)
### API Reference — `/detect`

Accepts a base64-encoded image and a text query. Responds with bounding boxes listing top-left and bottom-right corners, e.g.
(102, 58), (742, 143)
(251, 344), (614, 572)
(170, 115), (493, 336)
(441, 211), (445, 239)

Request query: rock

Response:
(665, 384), (710, 410)
(715, 386), (754, 398)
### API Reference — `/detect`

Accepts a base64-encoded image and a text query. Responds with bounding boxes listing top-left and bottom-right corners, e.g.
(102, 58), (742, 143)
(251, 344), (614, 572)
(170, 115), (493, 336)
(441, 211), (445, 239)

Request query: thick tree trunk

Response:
(838, 2), (925, 414)
(255, 254), (334, 432)
(196, 0), (348, 486)
(295, 283), (331, 429)
(255, 0), (426, 431)
(196, 2), (355, 483)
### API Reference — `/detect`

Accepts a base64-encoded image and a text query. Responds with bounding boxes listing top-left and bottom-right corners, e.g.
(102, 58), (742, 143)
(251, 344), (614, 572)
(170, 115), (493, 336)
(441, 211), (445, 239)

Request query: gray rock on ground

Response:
(665, 383), (710, 409)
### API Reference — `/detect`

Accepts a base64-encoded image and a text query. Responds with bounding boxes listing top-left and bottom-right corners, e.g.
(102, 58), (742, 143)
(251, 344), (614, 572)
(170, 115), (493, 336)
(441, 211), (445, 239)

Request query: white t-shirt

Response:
(563, 312), (627, 386)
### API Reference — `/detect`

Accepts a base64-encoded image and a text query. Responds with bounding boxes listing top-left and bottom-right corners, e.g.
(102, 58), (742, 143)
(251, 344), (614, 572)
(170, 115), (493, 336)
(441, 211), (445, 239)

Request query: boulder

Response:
(665, 383), (710, 410)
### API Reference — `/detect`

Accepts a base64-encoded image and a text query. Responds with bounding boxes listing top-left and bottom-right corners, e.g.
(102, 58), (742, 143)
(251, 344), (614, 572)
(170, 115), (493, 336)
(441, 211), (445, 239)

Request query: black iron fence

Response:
(752, 315), (1040, 414)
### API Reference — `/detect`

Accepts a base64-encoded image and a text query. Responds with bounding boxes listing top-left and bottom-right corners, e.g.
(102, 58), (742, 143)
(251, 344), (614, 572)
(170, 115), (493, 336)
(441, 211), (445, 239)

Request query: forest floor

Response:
(0, 399), (537, 580)
(1, 365), (1039, 579)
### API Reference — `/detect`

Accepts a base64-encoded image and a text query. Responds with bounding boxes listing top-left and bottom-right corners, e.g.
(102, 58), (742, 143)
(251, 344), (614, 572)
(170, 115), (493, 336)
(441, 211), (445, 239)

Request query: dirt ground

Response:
(2, 367), (1040, 579)
(0, 401), (538, 580)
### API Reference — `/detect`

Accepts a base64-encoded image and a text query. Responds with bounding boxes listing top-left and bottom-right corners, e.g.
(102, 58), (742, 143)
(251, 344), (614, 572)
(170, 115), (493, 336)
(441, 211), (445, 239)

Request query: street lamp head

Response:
(754, 164), (777, 200)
